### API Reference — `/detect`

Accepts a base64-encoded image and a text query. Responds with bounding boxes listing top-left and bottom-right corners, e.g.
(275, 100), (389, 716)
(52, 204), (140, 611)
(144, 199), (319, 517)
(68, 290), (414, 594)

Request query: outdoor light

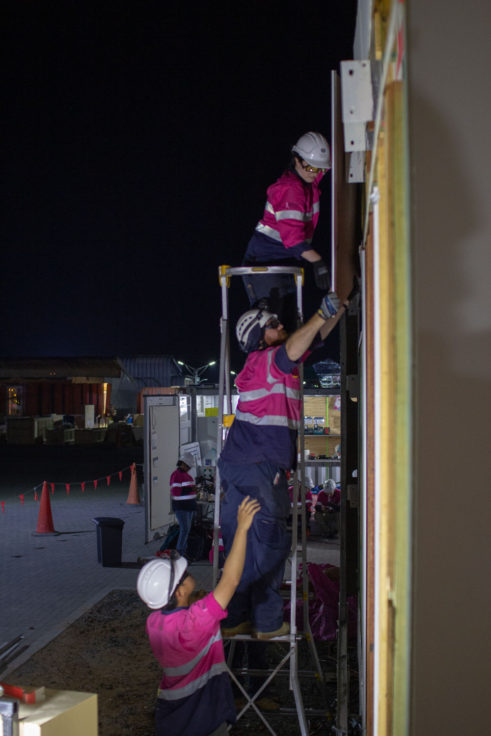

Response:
(177, 359), (217, 385)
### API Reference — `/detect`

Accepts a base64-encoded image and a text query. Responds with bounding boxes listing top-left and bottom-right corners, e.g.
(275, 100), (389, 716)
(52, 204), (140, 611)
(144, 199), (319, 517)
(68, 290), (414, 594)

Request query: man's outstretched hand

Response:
(236, 496), (261, 531)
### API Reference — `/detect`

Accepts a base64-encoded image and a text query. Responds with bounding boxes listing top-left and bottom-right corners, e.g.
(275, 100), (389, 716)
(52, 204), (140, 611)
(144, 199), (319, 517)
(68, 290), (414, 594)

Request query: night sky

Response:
(2, 2), (356, 373)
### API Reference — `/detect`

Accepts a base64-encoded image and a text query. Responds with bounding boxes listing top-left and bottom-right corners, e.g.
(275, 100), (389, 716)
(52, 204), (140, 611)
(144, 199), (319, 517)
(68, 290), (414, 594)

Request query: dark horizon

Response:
(1, 2), (357, 370)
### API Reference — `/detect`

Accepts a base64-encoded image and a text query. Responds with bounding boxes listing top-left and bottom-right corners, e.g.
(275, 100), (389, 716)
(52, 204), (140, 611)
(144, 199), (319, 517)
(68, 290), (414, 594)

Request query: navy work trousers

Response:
(241, 268), (298, 333)
(174, 508), (194, 557)
(218, 458), (291, 633)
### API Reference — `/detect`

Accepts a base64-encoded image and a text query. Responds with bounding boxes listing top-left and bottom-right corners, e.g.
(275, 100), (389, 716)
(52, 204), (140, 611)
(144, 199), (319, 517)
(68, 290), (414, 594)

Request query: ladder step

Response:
(289, 545), (305, 554)
(222, 633), (302, 642)
(232, 667), (333, 681)
(279, 588), (314, 600)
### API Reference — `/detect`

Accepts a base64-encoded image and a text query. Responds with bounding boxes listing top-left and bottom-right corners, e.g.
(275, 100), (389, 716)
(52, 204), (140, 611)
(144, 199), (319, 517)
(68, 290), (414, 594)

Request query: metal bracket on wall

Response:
(340, 60), (374, 152)
(341, 59), (374, 184)
(348, 150), (365, 183)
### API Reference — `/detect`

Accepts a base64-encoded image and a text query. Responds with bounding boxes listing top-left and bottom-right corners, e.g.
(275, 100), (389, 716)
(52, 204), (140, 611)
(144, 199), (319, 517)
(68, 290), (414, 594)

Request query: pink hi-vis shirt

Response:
(146, 593), (228, 700)
(235, 345), (302, 430)
(170, 468), (197, 501)
(220, 343), (306, 469)
(255, 169), (324, 250)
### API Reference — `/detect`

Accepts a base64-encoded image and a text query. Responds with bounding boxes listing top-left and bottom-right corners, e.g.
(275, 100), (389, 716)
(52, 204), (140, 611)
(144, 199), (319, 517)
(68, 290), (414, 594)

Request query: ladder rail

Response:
(213, 328), (228, 584)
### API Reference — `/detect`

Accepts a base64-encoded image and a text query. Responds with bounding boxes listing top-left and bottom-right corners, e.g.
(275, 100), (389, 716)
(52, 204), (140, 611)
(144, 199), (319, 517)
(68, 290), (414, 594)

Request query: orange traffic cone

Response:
(34, 481), (58, 535)
(126, 463), (141, 505)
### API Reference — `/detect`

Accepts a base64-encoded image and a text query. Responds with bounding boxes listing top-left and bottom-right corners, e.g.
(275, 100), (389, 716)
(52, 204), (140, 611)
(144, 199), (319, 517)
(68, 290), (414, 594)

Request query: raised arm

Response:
(285, 293), (350, 361)
(285, 311), (327, 362)
(318, 301), (349, 341)
(213, 497), (260, 610)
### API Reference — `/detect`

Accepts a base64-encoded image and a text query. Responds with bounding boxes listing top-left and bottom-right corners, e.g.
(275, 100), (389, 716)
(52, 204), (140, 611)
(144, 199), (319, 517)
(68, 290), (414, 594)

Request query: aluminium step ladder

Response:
(212, 265), (328, 736)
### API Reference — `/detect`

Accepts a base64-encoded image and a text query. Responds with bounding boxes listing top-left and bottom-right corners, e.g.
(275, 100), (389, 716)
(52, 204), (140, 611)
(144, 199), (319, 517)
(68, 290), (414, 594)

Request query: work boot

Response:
(221, 620), (253, 637)
(256, 697), (281, 712)
(252, 621), (290, 640)
(234, 696), (280, 712)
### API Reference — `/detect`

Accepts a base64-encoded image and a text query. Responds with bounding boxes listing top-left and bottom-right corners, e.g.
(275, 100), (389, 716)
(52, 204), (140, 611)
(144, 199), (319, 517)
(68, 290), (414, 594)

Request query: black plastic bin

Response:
(92, 517), (124, 566)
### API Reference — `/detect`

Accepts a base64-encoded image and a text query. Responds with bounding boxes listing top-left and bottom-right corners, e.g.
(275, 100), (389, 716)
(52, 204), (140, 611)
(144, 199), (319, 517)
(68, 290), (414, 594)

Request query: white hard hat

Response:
(236, 308), (279, 353)
(137, 556), (188, 609)
(324, 479), (337, 493)
(179, 453), (195, 467)
(292, 131), (331, 169)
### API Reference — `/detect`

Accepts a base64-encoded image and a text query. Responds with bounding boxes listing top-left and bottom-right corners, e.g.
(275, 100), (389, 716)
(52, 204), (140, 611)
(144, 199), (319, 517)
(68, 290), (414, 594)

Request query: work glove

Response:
(312, 259), (331, 290)
(318, 292), (340, 320)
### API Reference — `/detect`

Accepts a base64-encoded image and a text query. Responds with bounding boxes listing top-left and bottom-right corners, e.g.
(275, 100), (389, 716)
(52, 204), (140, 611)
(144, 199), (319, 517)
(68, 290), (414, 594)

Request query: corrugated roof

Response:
(117, 355), (181, 388)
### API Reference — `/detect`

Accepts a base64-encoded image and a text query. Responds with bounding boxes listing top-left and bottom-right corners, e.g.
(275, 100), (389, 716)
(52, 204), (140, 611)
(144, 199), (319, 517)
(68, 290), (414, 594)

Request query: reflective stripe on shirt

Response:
(275, 208), (313, 222)
(162, 631), (222, 677)
(266, 199), (319, 220)
(157, 661), (229, 701)
(255, 221), (312, 244)
(235, 408), (300, 430)
(255, 221), (282, 241)
(171, 480), (196, 500)
(239, 384), (301, 402)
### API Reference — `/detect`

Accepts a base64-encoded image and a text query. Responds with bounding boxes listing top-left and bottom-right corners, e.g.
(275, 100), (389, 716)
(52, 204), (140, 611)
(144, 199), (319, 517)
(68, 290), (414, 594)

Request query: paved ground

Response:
(0, 444), (339, 678)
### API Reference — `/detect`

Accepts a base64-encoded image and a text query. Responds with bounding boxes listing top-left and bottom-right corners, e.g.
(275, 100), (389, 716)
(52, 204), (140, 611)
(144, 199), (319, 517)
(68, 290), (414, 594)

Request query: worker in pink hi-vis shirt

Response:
(137, 496), (260, 736)
(219, 292), (350, 640)
(242, 131), (332, 331)
(169, 453), (197, 560)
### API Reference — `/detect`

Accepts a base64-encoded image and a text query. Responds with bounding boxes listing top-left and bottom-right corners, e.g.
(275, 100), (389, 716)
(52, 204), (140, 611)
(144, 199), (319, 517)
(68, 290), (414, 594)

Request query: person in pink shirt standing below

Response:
(137, 496), (260, 736)
(170, 453), (197, 560)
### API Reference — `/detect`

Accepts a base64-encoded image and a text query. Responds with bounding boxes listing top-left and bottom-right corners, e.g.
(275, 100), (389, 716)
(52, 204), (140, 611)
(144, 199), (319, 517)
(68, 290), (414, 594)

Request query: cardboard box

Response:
(18, 689), (97, 736)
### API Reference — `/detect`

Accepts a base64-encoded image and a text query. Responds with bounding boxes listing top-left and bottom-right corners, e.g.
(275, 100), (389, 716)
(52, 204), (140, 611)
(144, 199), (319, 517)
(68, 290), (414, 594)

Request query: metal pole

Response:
(213, 267), (230, 586)
(336, 311), (349, 735)
(359, 246), (368, 729)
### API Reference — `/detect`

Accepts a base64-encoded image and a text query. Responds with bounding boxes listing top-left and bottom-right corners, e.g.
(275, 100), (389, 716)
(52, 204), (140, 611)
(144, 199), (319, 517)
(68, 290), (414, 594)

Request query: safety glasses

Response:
(265, 318), (282, 330)
(300, 161), (327, 174)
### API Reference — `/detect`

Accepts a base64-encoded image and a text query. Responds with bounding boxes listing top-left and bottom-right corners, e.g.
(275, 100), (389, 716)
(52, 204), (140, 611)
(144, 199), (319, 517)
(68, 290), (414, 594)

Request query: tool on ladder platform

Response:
(213, 264), (328, 736)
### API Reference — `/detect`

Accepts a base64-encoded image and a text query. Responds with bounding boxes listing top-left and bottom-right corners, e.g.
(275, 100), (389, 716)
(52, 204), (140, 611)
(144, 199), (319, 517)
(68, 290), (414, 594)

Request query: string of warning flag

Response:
(0, 462), (143, 513)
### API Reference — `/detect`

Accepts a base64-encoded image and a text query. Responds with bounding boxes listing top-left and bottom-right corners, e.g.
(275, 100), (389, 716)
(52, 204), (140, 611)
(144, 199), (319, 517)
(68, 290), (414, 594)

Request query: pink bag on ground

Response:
(284, 563), (357, 641)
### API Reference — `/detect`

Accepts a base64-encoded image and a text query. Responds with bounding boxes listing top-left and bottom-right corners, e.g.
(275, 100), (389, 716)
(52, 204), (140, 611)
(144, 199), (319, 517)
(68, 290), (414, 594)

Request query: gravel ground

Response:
(2, 443), (350, 735)
(8, 590), (160, 736)
(8, 589), (340, 736)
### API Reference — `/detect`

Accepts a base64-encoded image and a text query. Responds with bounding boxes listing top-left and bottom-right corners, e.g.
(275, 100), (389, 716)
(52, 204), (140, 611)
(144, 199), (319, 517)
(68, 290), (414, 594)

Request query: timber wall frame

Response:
(352, 1), (490, 734)
(354, 2), (412, 734)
